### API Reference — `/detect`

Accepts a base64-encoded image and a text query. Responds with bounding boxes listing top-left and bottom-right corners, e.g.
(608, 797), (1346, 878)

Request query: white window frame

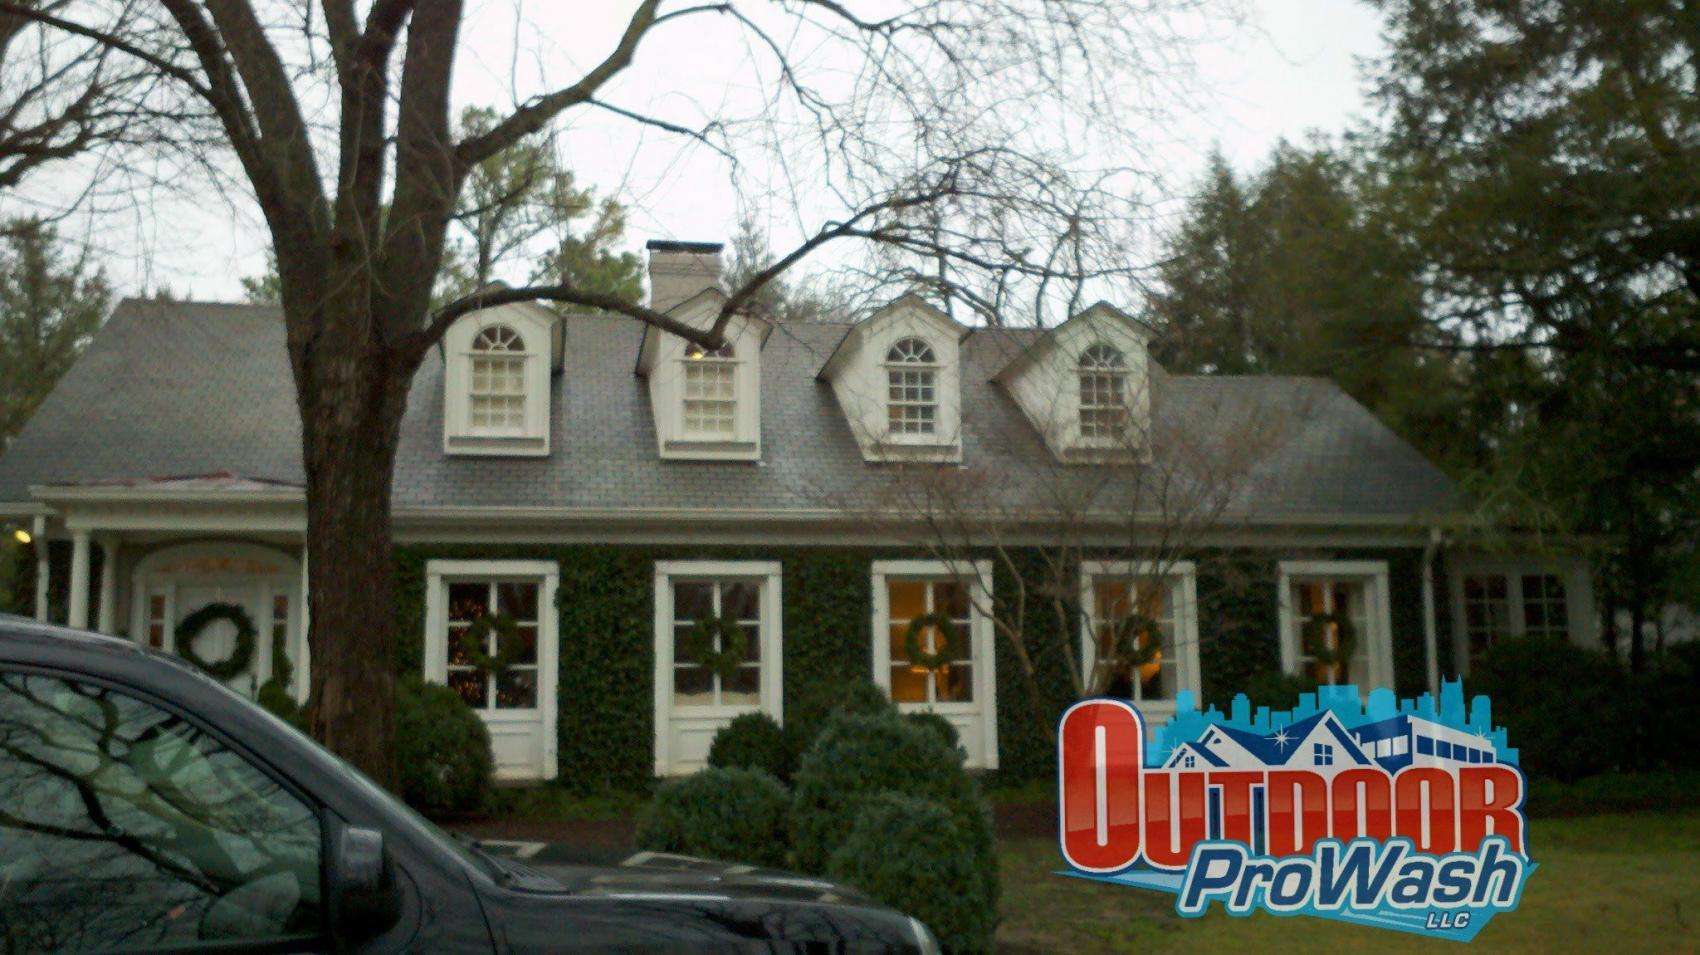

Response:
(423, 559), (560, 780)
(1077, 560), (1201, 717)
(652, 560), (784, 774)
(870, 559), (998, 769)
(1448, 558), (1585, 674)
(443, 315), (550, 456)
(1076, 342), (1130, 445)
(679, 342), (740, 438)
(1277, 560), (1395, 691)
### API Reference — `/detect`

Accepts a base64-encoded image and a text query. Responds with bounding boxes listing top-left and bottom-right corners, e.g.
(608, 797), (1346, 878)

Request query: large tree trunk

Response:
(299, 328), (414, 786)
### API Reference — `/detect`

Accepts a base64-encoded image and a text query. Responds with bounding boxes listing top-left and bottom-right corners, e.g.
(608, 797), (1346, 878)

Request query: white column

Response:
(31, 516), (48, 622)
(68, 530), (92, 629)
(296, 547), (311, 704)
(97, 537), (119, 633)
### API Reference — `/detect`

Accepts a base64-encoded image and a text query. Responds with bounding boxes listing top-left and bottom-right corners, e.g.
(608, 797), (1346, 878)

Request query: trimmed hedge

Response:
(636, 767), (790, 869)
(708, 712), (790, 781)
(829, 792), (997, 952)
(790, 712), (997, 907)
(906, 711), (961, 751)
(394, 675), (494, 815)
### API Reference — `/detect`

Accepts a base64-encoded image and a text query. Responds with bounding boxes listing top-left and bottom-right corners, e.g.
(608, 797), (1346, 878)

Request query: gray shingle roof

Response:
(0, 298), (1460, 523)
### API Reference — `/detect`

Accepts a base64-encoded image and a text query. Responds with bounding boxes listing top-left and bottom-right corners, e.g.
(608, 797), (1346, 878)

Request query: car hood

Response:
(474, 841), (877, 906)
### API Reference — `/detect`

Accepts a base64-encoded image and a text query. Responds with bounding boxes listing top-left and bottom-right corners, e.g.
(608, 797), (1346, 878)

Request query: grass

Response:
(997, 809), (1700, 952)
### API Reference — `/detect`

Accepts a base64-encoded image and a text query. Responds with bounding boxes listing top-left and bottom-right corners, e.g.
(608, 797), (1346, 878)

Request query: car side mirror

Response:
(330, 825), (402, 941)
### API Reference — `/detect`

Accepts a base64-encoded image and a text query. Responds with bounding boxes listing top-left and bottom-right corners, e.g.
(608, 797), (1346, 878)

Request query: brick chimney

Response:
(645, 239), (724, 313)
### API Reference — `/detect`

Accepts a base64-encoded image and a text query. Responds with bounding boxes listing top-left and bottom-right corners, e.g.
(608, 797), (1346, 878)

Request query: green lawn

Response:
(997, 810), (1700, 952)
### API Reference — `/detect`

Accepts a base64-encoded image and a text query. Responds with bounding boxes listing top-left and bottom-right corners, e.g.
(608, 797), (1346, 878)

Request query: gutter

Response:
(1421, 526), (1443, 696)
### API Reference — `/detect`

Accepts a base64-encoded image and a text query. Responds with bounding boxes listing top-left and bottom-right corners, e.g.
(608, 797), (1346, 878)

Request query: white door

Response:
(132, 543), (301, 700)
(653, 562), (783, 776)
(423, 561), (560, 781)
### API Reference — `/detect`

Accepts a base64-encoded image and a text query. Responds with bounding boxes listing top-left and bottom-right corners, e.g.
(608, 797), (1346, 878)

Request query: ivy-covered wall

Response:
(391, 542), (1432, 790)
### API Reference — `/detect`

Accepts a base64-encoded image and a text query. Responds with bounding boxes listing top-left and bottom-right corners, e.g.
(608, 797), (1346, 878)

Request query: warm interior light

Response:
(11, 528), (29, 545)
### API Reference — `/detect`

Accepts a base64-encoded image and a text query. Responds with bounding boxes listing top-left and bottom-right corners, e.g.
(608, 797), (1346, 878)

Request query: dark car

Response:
(0, 616), (937, 952)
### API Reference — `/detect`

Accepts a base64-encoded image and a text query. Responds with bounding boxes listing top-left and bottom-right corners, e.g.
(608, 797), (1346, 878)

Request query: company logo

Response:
(1056, 683), (1532, 941)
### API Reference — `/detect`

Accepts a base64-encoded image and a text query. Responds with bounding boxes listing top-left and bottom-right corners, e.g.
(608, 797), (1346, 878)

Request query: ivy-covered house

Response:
(0, 240), (1600, 786)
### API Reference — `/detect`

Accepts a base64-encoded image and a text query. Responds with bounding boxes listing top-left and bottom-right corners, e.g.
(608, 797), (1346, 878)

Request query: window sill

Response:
(661, 438), (760, 461)
(445, 433), (549, 457)
(868, 439), (962, 463)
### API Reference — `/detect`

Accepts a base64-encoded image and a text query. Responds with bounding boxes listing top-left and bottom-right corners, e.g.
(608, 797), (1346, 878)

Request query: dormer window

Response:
(1078, 343), (1128, 439)
(681, 341), (738, 436)
(443, 305), (554, 457)
(885, 338), (938, 436)
(468, 325), (528, 433)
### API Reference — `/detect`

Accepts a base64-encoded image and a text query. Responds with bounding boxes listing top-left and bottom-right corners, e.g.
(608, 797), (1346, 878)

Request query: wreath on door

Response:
(903, 611), (961, 671)
(1301, 611), (1357, 683)
(176, 602), (258, 681)
(1109, 613), (1165, 687)
(679, 615), (748, 684)
(458, 612), (528, 678)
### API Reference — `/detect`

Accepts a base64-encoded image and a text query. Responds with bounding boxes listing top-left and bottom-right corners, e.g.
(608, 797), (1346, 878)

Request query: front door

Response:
(132, 543), (301, 700)
(653, 561), (783, 776)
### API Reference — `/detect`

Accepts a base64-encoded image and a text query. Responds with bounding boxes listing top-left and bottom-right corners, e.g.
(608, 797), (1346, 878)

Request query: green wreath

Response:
(903, 612), (961, 671)
(1109, 613), (1165, 686)
(1302, 611), (1357, 682)
(176, 602), (258, 681)
(679, 615), (748, 683)
(458, 613), (528, 677)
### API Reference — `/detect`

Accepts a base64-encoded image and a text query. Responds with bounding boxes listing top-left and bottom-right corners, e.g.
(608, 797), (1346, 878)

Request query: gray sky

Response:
(18, 0), (1386, 301)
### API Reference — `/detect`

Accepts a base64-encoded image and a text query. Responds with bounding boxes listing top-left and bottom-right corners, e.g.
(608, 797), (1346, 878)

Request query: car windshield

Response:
(198, 664), (503, 881)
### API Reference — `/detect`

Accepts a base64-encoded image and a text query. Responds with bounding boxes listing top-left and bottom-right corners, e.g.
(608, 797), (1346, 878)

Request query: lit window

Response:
(443, 578), (541, 710)
(886, 337), (938, 436)
(1089, 576), (1180, 702)
(1078, 343), (1128, 439)
(1314, 742), (1334, 766)
(682, 341), (737, 436)
(468, 324), (528, 433)
(886, 577), (975, 704)
(1291, 579), (1370, 686)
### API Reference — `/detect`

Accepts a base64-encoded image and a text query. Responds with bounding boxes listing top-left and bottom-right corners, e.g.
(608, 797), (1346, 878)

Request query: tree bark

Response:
(298, 318), (412, 785)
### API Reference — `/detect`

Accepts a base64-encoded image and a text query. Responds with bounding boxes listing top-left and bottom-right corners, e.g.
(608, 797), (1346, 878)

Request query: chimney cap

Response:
(646, 239), (724, 254)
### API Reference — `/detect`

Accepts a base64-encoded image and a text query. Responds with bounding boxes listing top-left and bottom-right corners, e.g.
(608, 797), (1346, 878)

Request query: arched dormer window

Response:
(468, 324), (528, 433)
(885, 337), (938, 435)
(681, 339), (737, 435)
(1078, 343), (1127, 439)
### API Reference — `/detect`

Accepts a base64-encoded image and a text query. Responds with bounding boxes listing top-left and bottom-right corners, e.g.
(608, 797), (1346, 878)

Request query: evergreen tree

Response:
(0, 219), (111, 445)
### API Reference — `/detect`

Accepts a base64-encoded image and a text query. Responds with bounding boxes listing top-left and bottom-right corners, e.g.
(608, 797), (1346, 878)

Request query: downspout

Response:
(31, 515), (48, 622)
(1421, 526), (1442, 697)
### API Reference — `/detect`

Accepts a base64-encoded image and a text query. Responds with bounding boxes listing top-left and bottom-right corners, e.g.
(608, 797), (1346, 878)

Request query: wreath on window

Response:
(903, 612), (961, 671)
(176, 602), (258, 681)
(679, 615), (748, 683)
(1109, 613), (1165, 687)
(458, 613), (527, 678)
(1301, 611), (1357, 683)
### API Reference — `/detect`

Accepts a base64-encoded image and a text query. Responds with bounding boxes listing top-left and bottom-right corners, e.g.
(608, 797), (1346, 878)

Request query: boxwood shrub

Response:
(829, 792), (997, 952)
(707, 711), (790, 781)
(394, 675), (494, 815)
(784, 678), (896, 763)
(790, 710), (997, 915)
(636, 767), (790, 869)
(905, 711), (960, 752)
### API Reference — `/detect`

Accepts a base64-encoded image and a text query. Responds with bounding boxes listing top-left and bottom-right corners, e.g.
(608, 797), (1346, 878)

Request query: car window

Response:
(0, 670), (323, 952)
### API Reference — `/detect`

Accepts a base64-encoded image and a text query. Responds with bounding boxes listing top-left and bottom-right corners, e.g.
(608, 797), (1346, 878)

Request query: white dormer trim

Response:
(993, 301), (1154, 464)
(442, 302), (558, 457)
(818, 293), (967, 463)
(636, 289), (768, 461)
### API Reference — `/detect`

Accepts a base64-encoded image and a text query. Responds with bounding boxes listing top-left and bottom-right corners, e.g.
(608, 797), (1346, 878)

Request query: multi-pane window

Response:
(1088, 577), (1180, 702)
(1462, 575), (1512, 660)
(144, 592), (167, 648)
(1290, 579), (1371, 685)
(671, 579), (762, 707)
(682, 341), (737, 436)
(444, 578), (541, 710)
(886, 337), (938, 435)
(1459, 571), (1569, 665)
(1078, 343), (1128, 439)
(468, 324), (528, 432)
(1314, 742), (1334, 766)
(886, 578), (974, 704)
(0, 672), (322, 951)
(1521, 574), (1569, 639)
